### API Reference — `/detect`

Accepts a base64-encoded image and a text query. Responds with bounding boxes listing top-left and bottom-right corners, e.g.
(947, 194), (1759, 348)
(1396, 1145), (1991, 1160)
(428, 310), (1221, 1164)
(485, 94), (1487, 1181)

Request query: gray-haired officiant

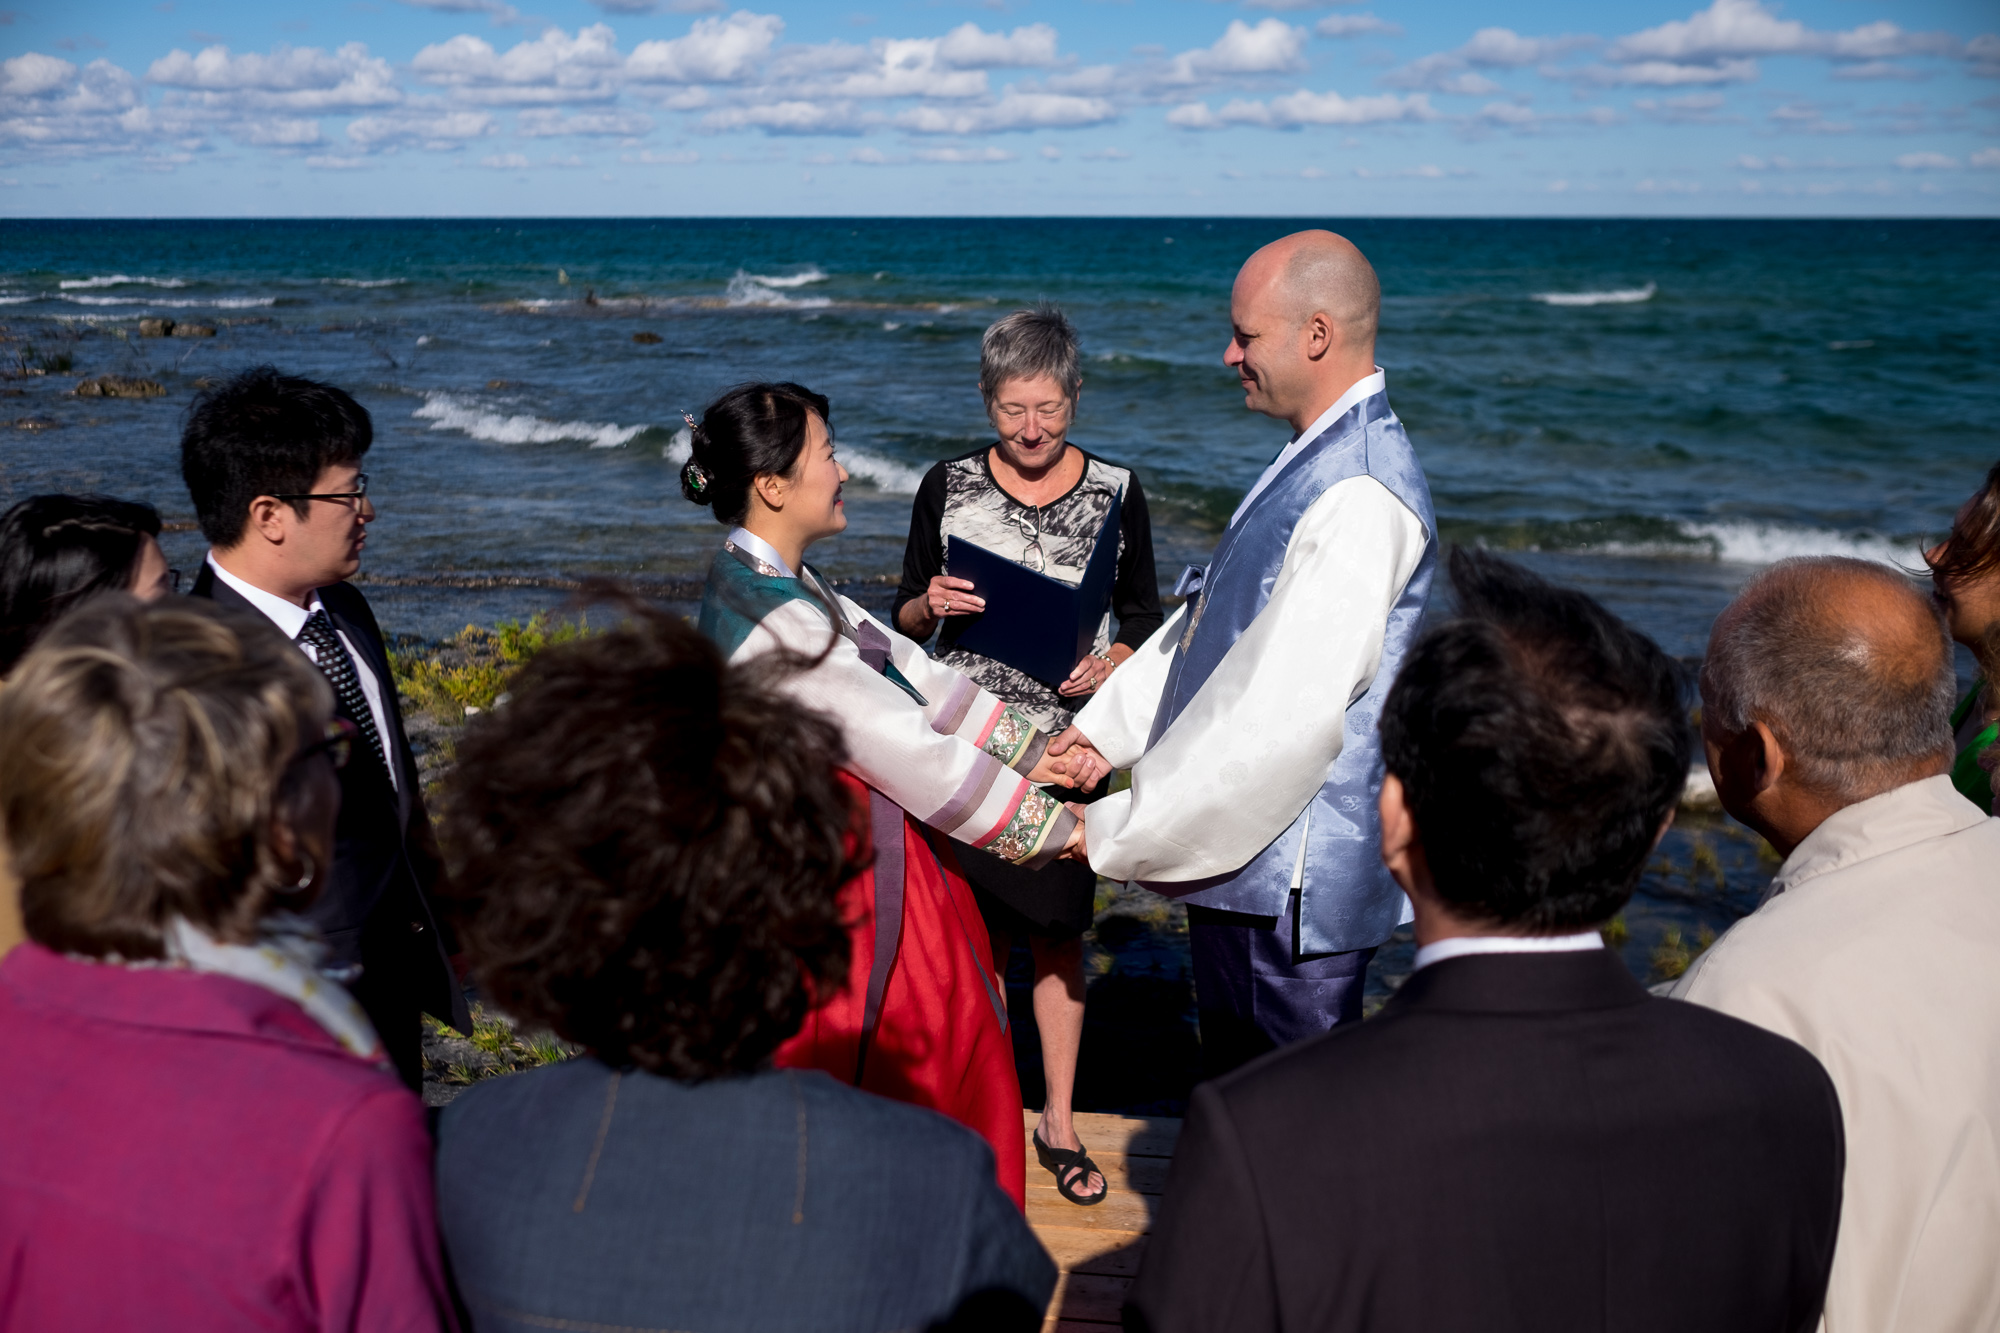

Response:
(893, 304), (1162, 1209)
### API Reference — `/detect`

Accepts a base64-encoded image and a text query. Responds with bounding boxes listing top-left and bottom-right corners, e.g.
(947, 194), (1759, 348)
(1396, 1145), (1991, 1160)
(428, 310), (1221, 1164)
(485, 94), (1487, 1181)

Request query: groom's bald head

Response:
(1244, 230), (1380, 351)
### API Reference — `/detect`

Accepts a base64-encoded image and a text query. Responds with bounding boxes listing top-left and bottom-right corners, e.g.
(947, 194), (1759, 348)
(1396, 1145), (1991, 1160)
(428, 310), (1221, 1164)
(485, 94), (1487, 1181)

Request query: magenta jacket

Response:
(0, 942), (457, 1332)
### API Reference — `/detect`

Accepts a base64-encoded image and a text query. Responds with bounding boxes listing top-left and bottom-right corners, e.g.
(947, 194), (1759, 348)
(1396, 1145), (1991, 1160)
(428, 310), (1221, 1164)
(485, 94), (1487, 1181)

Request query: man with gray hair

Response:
(1051, 230), (1435, 1074)
(1674, 554), (2000, 1333)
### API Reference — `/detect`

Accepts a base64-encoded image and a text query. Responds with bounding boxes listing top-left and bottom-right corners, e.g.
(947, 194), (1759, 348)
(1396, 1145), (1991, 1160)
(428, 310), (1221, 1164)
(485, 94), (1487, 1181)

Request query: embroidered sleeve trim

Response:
(979, 785), (1068, 867)
(1009, 728), (1048, 777)
(981, 705), (1038, 771)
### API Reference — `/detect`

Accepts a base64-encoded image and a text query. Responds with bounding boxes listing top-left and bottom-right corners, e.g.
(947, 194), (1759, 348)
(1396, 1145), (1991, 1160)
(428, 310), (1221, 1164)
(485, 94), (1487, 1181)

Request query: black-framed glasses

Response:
(293, 717), (358, 771)
(271, 473), (369, 503)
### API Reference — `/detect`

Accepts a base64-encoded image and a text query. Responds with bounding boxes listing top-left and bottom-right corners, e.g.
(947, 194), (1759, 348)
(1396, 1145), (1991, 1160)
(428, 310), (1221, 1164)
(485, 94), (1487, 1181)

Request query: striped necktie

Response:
(297, 608), (392, 783)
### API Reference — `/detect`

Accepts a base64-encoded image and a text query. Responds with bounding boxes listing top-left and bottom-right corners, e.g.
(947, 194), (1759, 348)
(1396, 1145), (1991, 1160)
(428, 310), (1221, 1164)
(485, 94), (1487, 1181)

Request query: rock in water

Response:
(171, 323), (216, 338)
(74, 375), (167, 399)
(139, 318), (174, 337)
(632, 331), (663, 344)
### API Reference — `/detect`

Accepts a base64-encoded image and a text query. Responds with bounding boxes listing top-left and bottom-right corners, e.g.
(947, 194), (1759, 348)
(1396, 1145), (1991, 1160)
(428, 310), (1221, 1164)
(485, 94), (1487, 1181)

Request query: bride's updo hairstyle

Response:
(680, 381), (832, 526)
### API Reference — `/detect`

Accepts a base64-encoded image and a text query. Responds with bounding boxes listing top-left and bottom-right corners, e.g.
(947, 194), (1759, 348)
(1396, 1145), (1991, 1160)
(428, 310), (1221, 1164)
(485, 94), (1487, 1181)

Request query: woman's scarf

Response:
(163, 914), (387, 1064)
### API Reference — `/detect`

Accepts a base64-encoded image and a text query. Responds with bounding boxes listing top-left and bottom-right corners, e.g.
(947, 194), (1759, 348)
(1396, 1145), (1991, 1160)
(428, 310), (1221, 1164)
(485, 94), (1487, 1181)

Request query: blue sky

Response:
(3, 0), (1995, 215)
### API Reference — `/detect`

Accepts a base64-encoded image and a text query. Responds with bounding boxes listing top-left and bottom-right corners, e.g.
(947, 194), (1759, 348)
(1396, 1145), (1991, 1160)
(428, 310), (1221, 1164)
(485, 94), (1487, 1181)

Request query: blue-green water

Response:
(4, 218), (1995, 1063)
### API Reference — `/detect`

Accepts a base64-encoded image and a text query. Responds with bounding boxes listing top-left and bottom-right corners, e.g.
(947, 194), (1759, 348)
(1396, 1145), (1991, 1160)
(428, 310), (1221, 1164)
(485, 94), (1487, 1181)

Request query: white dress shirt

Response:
(1228, 367), (1387, 528)
(1072, 371), (1426, 887)
(1412, 931), (1604, 972)
(205, 555), (397, 792)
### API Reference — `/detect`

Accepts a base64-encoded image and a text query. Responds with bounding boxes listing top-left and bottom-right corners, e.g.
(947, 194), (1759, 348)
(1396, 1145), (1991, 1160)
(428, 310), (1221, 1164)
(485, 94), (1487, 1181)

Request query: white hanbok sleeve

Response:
(1080, 475), (1428, 885)
(736, 596), (1076, 868)
(1071, 602), (1188, 768)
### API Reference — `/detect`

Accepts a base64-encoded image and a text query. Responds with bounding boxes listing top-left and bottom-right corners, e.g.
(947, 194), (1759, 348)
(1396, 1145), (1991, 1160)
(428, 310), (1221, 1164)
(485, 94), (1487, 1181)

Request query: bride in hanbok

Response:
(684, 382), (1106, 1207)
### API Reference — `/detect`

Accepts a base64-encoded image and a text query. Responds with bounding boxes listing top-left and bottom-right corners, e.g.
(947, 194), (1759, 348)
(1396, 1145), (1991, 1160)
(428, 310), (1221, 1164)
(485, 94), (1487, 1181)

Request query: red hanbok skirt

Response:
(775, 773), (1027, 1209)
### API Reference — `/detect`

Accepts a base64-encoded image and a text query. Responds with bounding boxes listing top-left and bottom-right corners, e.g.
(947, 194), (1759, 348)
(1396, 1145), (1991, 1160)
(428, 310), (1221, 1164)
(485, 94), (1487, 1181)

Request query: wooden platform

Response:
(1024, 1109), (1181, 1331)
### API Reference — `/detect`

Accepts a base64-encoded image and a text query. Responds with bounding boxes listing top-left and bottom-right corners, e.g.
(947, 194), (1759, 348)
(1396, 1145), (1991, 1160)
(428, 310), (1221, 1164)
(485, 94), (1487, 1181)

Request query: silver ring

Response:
(944, 596), (951, 612)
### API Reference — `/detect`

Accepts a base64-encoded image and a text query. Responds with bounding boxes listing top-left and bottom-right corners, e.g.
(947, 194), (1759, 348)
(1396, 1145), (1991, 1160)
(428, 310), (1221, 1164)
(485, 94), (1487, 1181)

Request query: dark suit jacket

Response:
(1126, 950), (1844, 1333)
(437, 1062), (1056, 1333)
(190, 566), (469, 1035)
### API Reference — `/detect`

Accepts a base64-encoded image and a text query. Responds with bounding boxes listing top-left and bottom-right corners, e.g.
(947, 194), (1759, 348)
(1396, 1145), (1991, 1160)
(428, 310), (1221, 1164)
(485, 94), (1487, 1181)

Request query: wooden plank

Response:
(1034, 1225), (1147, 1277)
(1027, 1188), (1157, 1233)
(1049, 1273), (1131, 1324)
(1025, 1109), (1181, 1158)
(1026, 1151), (1173, 1196)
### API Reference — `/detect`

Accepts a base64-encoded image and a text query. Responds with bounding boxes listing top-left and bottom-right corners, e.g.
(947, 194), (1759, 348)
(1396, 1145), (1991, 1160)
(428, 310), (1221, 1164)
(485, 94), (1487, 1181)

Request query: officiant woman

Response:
(893, 305), (1162, 1207)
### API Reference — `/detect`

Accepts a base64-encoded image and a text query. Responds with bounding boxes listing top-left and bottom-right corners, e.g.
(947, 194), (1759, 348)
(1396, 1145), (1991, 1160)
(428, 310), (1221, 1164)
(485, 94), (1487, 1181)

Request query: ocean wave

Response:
(1683, 522), (1913, 567)
(1443, 514), (1917, 567)
(58, 274), (188, 290)
(414, 393), (647, 450)
(0, 295), (34, 305)
(323, 278), (406, 288)
(1533, 282), (1657, 307)
(662, 424), (918, 493)
(724, 267), (832, 309)
(56, 294), (277, 308)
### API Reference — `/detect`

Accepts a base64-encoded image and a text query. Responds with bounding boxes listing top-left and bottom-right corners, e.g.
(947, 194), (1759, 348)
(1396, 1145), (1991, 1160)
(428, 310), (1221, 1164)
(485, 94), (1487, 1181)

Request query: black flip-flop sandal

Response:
(1034, 1129), (1108, 1206)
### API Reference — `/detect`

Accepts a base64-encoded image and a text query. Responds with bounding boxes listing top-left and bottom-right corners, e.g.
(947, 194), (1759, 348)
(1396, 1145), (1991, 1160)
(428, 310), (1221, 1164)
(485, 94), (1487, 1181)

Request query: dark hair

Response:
(440, 596), (865, 1079)
(1927, 457), (2000, 593)
(681, 381), (830, 527)
(1379, 548), (1688, 931)
(180, 366), (372, 548)
(0, 493), (162, 675)
(0, 595), (333, 959)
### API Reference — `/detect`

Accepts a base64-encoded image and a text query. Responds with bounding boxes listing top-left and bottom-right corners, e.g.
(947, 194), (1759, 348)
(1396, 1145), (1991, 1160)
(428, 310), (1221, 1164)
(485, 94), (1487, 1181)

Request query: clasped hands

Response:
(1029, 725), (1102, 865)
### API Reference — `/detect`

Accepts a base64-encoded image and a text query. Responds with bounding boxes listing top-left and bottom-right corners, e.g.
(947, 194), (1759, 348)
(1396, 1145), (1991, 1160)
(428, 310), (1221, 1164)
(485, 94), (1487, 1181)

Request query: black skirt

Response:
(959, 782), (1104, 941)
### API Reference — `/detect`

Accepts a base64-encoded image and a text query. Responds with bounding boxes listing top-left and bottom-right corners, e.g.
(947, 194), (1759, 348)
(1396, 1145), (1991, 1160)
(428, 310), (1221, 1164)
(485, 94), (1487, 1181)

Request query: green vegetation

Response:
(1650, 925), (1717, 983)
(389, 612), (592, 722)
(424, 1005), (576, 1088)
(1599, 915), (1630, 948)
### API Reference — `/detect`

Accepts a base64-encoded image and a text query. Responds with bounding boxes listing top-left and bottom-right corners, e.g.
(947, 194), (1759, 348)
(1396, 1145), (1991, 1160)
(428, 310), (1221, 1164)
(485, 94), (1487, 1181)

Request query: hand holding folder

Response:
(943, 492), (1123, 690)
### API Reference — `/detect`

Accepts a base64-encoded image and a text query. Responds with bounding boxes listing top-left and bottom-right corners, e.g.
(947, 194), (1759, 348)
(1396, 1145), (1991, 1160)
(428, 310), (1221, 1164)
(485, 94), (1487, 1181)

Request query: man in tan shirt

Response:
(1675, 555), (2000, 1332)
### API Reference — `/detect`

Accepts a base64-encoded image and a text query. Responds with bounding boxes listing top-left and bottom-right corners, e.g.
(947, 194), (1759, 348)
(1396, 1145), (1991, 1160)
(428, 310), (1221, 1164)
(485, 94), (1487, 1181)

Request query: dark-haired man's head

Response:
(1700, 557), (1954, 857)
(0, 494), (168, 675)
(181, 367), (375, 603)
(441, 597), (864, 1080)
(1379, 549), (1688, 935)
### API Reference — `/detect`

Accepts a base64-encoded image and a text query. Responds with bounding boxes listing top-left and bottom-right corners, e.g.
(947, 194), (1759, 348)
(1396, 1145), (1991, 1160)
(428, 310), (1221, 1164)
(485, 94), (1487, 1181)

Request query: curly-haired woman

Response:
(1926, 458), (2000, 813)
(434, 603), (1055, 1333)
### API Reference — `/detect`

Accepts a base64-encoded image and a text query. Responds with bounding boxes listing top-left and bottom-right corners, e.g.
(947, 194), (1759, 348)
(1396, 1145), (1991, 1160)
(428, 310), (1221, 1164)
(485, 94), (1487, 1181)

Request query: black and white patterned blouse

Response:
(894, 446), (1164, 733)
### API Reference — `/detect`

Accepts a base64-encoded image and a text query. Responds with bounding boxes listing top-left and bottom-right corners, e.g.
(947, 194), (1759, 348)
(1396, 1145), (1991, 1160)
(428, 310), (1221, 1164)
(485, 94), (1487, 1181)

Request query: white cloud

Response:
(1831, 62), (1924, 82)
(1353, 163), (1461, 178)
(1039, 143), (1060, 159)
(482, 151), (530, 167)
(346, 107), (496, 146)
(1634, 177), (1702, 193)
(1479, 101), (1537, 126)
(1166, 19), (1308, 85)
(912, 145), (1015, 163)
(232, 116), (321, 145)
(701, 99), (865, 134)
(1316, 15), (1402, 40)
(304, 153), (367, 168)
(1172, 87), (1434, 129)
(147, 42), (400, 111)
(517, 107), (654, 135)
(896, 90), (1114, 134)
(3, 52), (81, 98)
(1610, 0), (1954, 64)
(627, 12), (783, 84)
(1966, 34), (2000, 78)
(1570, 58), (1759, 86)
(621, 147), (699, 162)
(1973, 147), (2000, 169)
(0, 54), (146, 150)
(1894, 151), (1957, 170)
(850, 144), (891, 163)
(1382, 28), (1588, 93)
(1080, 146), (1129, 160)
(411, 25), (625, 104)
(935, 23), (1059, 70)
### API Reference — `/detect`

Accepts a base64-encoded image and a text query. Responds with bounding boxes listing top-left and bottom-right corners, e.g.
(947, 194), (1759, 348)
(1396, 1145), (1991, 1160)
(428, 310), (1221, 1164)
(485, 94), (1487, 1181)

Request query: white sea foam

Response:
(1685, 521), (1915, 567)
(0, 295), (34, 305)
(324, 278), (405, 288)
(57, 294), (276, 308)
(58, 274), (187, 290)
(414, 393), (646, 450)
(1533, 282), (1657, 307)
(665, 427), (693, 463)
(724, 267), (831, 308)
(838, 448), (923, 494)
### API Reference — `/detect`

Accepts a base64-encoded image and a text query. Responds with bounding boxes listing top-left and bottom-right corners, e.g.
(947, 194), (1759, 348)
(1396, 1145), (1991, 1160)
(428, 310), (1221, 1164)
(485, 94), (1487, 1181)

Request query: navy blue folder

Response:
(945, 493), (1122, 688)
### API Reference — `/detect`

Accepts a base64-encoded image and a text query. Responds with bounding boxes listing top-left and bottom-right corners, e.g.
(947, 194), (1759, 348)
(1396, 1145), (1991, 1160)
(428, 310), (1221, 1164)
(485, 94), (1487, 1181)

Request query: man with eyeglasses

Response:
(182, 365), (470, 1090)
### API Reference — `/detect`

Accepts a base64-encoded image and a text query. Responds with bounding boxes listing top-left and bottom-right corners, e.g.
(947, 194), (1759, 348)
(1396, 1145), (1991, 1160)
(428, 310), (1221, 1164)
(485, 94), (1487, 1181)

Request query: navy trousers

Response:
(1187, 892), (1376, 1079)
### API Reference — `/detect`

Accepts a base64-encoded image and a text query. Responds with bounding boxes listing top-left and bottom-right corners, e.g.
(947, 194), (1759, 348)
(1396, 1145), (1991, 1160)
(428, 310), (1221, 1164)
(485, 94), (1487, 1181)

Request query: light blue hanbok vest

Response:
(1147, 390), (1436, 956)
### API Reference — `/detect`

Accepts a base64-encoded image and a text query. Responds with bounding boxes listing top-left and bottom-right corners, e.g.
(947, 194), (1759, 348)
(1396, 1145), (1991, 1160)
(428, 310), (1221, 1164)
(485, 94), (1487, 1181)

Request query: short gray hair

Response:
(1701, 556), (1956, 804)
(979, 303), (1081, 406)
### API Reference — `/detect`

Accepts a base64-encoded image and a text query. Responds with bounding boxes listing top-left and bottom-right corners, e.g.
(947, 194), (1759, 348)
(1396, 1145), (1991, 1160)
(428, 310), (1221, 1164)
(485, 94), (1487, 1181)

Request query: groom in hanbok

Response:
(1052, 231), (1436, 1075)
